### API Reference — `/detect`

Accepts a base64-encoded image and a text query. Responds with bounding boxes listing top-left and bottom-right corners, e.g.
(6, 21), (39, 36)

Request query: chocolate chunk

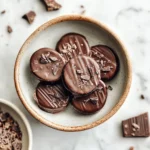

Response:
(0, 110), (22, 149)
(122, 113), (150, 137)
(22, 11), (36, 24)
(91, 45), (119, 81)
(1, 10), (6, 14)
(30, 48), (65, 82)
(63, 55), (101, 95)
(141, 94), (145, 99)
(42, 0), (61, 11)
(7, 26), (12, 33)
(72, 80), (107, 114)
(35, 82), (70, 113)
(107, 85), (113, 91)
(56, 33), (91, 62)
(129, 147), (134, 150)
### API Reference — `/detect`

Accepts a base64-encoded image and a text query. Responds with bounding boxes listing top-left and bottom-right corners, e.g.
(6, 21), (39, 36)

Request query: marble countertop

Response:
(0, 0), (150, 149)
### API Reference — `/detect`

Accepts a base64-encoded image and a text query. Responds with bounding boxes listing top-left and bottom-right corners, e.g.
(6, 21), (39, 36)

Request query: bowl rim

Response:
(14, 15), (132, 132)
(0, 98), (32, 149)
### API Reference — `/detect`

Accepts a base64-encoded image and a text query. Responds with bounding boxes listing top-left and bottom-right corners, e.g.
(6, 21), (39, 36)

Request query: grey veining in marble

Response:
(0, 0), (150, 150)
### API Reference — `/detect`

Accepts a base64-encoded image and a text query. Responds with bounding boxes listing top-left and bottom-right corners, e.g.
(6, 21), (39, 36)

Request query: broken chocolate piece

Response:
(129, 147), (134, 150)
(7, 26), (12, 33)
(122, 113), (150, 137)
(107, 85), (113, 91)
(22, 11), (36, 24)
(42, 0), (61, 11)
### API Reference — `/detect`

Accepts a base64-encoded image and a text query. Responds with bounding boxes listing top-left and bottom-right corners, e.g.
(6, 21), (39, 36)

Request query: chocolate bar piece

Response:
(22, 11), (36, 24)
(42, 0), (61, 11)
(122, 113), (150, 137)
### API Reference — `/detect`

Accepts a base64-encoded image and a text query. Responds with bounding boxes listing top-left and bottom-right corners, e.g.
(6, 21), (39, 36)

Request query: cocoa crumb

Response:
(140, 94), (145, 99)
(1, 10), (6, 14)
(107, 85), (113, 91)
(7, 26), (13, 33)
(81, 10), (86, 15)
(80, 5), (84, 8)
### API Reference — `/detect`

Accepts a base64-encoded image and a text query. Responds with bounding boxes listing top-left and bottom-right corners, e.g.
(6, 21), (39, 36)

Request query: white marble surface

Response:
(0, 0), (150, 149)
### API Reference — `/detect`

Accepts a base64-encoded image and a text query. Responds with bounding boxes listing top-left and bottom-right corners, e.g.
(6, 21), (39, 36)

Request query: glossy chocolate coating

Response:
(30, 48), (65, 82)
(56, 33), (91, 62)
(91, 45), (119, 81)
(63, 55), (101, 95)
(72, 80), (107, 114)
(36, 82), (70, 113)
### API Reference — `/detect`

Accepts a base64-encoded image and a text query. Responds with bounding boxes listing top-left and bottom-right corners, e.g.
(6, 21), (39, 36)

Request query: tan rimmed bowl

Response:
(14, 15), (132, 132)
(0, 98), (32, 150)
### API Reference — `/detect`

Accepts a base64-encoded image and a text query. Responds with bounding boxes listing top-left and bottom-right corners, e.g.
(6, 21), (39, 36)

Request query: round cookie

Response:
(56, 33), (91, 62)
(91, 45), (119, 81)
(30, 48), (66, 82)
(35, 82), (70, 113)
(63, 55), (101, 95)
(72, 80), (107, 114)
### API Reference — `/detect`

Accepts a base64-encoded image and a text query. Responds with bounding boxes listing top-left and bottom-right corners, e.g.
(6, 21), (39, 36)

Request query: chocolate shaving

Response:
(81, 75), (90, 81)
(22, 11), (36, 24)
(49, 56), (58, 61)
(76, 69), (83, 74)
(42, 0), (61, 11)
(7, 26), (12, 33)
(1, 10), (6, 14)
(52, 66), (59, 76)
(101, 66), (111, 72)
(81, 10), (86, 15)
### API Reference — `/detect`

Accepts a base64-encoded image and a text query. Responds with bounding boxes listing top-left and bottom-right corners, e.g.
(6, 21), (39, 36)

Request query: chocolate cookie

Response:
(63, 55), (101, 95)
(30, 48), (65, 82)
(91, 45), (119, 81)
(56, 33), (91, 62)
(72, 80), (107, 114)
(35, 82), (70, 113)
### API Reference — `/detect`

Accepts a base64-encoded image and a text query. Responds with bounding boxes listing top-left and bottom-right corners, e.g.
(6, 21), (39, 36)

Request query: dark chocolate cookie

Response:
(35, 82), (70, 113)
(63, 55), (101, 95)
(72, 80), (107, 114)
(56, 33), (91, 62)
(30, 48), (65, 82)
(91, 45), (119, 81)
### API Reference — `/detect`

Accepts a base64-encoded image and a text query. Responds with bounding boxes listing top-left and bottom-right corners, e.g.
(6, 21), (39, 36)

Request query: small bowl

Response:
(14, 15), (132, 132)
(0, 98), (32, 150)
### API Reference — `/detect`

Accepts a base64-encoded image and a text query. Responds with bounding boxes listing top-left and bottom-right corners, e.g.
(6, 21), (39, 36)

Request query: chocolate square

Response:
(122, 113), (150, 137)
(42, 0), (61, 11)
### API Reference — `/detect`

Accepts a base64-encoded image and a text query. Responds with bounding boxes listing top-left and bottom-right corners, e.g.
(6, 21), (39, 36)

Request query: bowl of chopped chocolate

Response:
(14, 15), (132, 131)
(0, 98), (32, 150)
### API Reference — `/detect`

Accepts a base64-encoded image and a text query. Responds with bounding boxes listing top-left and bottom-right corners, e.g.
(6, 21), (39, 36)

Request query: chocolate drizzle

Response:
(36, 82), (69, 113)
(63, 55), (101, 95)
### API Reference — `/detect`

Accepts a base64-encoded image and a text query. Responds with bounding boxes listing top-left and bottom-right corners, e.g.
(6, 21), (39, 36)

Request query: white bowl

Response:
(0, 98), (32, 150)
(14, 15), (132, 131)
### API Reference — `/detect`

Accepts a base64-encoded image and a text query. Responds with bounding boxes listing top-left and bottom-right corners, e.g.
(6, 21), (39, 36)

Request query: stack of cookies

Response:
(30, 33), (119, 114)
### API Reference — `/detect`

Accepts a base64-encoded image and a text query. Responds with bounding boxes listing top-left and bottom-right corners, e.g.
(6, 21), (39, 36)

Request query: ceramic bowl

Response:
(0, 98), (32, 149)
(14, 15), (132, 132)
